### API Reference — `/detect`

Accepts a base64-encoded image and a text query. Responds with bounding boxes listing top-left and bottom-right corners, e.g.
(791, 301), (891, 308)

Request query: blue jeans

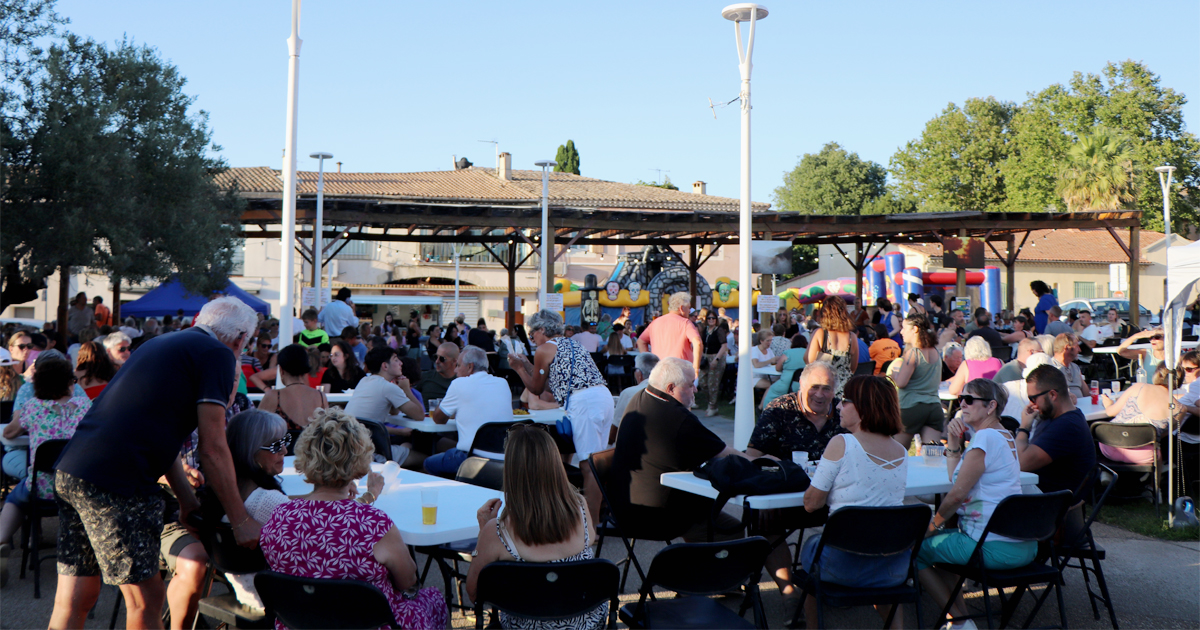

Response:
(802, 534), (910, 588)
(423, 448), (470, 476)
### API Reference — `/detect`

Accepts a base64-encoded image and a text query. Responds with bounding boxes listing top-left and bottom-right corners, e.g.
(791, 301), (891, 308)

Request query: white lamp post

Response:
(277, 0), (302, 387)
(1155, 164), (1177, 524)
(535, 160), (557, 307)
(309, 152), (332, 309)
(722, 3), (767, 450)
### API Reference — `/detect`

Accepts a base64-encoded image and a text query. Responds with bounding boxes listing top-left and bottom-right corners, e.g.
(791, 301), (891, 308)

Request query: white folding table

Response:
(247, 392), (353, 405)
(277, 457), (501, 547)
(387, 408), (565, 433)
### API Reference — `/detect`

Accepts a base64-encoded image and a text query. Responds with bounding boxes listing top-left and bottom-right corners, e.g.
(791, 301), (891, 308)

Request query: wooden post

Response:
(688, 243), (698, 300)
(1128, 225), (1140, 327)
(1004, 235), (1015, 311)
(112, 277), (121, 325)
(57, 265), (69, 349)
(854, 243), (864, 308)
(955, 228), (967, 299)
(506, 243), (517, 330)
(545, 228), (556, 297)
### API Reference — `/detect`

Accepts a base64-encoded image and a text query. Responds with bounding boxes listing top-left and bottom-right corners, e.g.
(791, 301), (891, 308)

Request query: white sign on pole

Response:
(1109, 263), (1128, 292)
(757, 294), (779, 314)
(301, 287), (332, 311)
(543, 293), (564, 312)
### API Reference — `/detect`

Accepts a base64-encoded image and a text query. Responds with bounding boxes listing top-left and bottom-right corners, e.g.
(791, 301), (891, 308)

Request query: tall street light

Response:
(309, 152), (332, 308)
(535, 160), (557, 307)
(1155, 164), (1178, 524)
(278, 0), (303, 387)
(723, 3), (767, 450)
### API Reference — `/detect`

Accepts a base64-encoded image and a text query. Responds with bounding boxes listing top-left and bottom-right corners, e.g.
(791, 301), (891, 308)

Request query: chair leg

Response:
(32, 511), (41, 599)
(1089, 551), (1119, 629)
(109, 585), (123, 629)
(938, 576), (967, 627)
(1076, 555), (1101, 621)
(1055, 582), (1068, 630)
(980, 577), (994, 630)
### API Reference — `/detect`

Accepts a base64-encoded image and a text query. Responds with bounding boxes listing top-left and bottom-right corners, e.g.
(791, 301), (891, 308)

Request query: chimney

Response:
(336, 161), (342, 173)
(498, 152), (512, 181)
(693, 181), (707, 195)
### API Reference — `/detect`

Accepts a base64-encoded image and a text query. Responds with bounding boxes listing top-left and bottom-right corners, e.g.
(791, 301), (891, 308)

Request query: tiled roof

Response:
(216, 166), (770, 213)
(901, 229), (1168, 264)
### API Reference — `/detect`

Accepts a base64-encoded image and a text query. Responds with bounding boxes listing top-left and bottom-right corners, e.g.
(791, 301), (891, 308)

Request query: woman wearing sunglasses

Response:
(1117, 327), (1167, 384)
(918, 379), (1035, 629)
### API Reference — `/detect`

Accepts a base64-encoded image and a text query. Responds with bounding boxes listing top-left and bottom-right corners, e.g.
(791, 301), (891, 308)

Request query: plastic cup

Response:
(792, 451), (809, 465)
(421, 488), (438, 525)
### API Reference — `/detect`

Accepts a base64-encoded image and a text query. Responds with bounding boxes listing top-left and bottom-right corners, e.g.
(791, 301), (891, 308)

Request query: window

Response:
(329, 227), (374, 260)
(227, 239), (245, 276)
(419, 230), (531, 265)
(1073, 281), (1096, 300)
(14, 307), (34, 319)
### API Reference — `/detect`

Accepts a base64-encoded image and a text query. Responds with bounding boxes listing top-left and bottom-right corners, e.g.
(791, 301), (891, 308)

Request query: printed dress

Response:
(17, 394), (91, 500)
(261, 499), (448, 630)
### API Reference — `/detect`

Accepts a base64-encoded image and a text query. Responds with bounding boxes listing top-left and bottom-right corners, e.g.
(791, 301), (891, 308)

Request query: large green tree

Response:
(774, 142), (887, 214)
(1056, 127), (1137, 212)
(890, 96), (1018, 213)
(554, 139), (580, 175)
(2, 35), (244, 331)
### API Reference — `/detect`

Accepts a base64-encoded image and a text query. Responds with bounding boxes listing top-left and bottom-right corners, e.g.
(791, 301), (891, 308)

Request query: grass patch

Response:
(1095, 498), (1200, 542)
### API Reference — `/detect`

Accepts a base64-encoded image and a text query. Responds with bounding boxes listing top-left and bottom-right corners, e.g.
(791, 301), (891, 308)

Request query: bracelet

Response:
(1016, 427), (1031, 436)
(359, 490), (376, 504)
(930, 513), (947, 531)
(944, 446), (962, 455)
(233, 516), (251, 529)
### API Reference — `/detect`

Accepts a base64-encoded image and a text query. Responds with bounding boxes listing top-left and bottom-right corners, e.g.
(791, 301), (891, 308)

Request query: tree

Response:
(634, 177), (678, 190)
(773, 142), (886, 214)
(2, 35), (244, 333)
(1, 0), (68, 116)
(554, 139), (580, 175)
(1056, 127), (1137, 212)
(890, 97), (1018, 213)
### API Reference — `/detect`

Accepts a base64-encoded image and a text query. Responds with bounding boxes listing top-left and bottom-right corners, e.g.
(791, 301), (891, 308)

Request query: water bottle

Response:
(1135, 357), (1147, 384)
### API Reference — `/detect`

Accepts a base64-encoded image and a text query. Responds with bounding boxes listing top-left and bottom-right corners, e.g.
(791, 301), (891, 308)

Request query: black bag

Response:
(695, 456), (811, 516)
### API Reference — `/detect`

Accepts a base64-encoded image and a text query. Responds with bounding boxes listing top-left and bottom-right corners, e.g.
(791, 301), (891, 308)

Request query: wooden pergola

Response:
(234, 184), (1145, 325)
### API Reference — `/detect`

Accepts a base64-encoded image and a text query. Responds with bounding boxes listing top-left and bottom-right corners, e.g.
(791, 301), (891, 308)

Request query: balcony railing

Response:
(420, 242), (532, 264)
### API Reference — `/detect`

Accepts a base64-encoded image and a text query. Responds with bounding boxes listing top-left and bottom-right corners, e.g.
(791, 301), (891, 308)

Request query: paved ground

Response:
(3, 413), (1197, 628)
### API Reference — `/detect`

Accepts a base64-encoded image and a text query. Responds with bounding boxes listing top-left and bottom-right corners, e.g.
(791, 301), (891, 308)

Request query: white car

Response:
(1058, 299), (1158, 328)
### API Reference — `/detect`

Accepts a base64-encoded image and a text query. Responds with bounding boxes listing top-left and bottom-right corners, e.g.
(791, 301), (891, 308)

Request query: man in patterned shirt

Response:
(747, 361), (844, 462)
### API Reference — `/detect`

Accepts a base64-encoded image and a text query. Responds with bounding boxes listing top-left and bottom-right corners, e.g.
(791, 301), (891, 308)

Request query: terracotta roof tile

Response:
(901, 229), (1167, 264)
(216, 166), (770, 213)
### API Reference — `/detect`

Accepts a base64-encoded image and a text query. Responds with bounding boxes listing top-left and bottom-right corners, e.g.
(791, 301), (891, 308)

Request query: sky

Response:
(53, 0), (1200, 205)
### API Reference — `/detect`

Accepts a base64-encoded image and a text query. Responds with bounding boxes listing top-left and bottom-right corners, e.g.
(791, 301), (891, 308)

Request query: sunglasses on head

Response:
(506, 421), (550, 435)
(959, 394), (992, 406)
(259, 433), (293, 454)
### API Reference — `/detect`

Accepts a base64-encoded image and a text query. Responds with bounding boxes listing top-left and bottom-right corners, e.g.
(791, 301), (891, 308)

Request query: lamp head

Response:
(1154, 165), (1176, 174)
(309, 152), (333, 160)
(722, 3), (768, 21)
(534, 160), (557, 168)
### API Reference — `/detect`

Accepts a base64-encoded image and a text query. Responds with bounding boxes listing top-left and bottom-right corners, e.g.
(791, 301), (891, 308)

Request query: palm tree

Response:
(1056, 127), (1138, 212)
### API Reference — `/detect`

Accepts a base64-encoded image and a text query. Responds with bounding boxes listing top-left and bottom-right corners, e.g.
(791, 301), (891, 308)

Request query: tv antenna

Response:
(478, 140), (499, 174)
(649, 168), (670, 185)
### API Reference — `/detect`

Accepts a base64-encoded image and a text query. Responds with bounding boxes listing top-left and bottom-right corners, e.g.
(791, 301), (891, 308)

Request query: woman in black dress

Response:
(320, 340), (365, 393)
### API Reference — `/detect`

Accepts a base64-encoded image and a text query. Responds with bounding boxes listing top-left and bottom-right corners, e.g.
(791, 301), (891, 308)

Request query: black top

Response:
(750, 394), (845, 461)
(701, 327), (724, 355)
(320, 366), (363, 393)
(419, 371), (454, 402)
(610, 385), (727, 538)
(966, 325), (1005, 348)
(1030, 408), (1096, 496)
(56, 327), (236, 497)
(467, 328), (496, 352)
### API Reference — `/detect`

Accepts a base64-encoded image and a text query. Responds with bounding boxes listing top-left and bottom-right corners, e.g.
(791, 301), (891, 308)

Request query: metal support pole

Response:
(277, 0), (302, 387)
(535, 161), (556, 306)
(310, 152), (332, 308)
(1156, 165), (1177, 525)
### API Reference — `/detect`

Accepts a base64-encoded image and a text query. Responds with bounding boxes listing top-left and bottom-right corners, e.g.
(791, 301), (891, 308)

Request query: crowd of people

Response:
(0, 278), (1197, 630)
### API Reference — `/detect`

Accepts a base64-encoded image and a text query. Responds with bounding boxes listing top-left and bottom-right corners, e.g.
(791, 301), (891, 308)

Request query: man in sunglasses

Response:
(421, 342), (460, 403)
(1117, 327), (1168, 384)
(1015, 364), (1095, 496)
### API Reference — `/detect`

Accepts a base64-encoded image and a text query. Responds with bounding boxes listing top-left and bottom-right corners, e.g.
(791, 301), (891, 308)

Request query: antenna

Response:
(708, 97), (718, 119)
(478, 140), (499, 174)
(649, 168), (670, 185)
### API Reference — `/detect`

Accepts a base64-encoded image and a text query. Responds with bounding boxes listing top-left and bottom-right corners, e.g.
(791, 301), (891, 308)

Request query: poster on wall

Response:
(752, 241), (793, 275)
(757, 294), (779, 314)
(941, 236), (985, 269)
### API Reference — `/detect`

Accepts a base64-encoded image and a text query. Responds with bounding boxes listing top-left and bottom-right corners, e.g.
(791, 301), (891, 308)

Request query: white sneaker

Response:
(940, 618), (978, 630)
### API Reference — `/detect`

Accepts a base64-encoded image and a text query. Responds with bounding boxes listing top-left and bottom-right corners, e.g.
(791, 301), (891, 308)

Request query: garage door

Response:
(441, 296), (479, 327)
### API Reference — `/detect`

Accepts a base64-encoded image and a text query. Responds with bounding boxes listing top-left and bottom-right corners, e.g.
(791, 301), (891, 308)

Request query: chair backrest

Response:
(608, 355), (635, 375)
(991, 345), (1013, 362)
(853, 360), (876, 376)
(590, 352), (607, 372)
(455, 456), (504, 491)
(469, 420), (520, 460)
(354, 418), (394, 462)
(643, 537), (771, 597)
(1091, 421), (1158, 449)
(0, 399), (14, 424)
(1063, 463), (1118, 549)
(475, 559), (618, 622)
(192, 516), (269, 575)
(818, 504), (931, 557)
(254, 571), (396, 630)
(32, 438), (69, 475)
(979, 491), (1073, 543)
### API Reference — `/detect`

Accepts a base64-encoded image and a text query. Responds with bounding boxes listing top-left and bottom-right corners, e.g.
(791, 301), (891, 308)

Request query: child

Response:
(297, 309), (329, 347)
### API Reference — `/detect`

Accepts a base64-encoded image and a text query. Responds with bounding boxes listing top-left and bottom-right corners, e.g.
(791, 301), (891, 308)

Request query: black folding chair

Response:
(19, 438), (68, 599)
(619, 537), (771, 629)
(606, 355), (636, 393)
(254, 571), (395, 630)
(1092, 421), (1166, 518)
(793, 504), (931, 629)
(990, 345), (1013, 362)
(586, 448), (676, 594)
(189, 515), (272, 629)
(468, 420), (520, 460)
(354, 418), (394, 463)
(474, 559), (620, 629)
(932, 490), (1074, 630)
(1059, 463), (1120, 629)
(853, 360), (876, 376)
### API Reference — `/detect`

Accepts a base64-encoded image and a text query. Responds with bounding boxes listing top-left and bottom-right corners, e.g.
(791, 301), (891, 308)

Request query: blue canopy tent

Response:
(120, 276), (271, 318)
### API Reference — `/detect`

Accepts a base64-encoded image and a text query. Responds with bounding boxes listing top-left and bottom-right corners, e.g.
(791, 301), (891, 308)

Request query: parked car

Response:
(1059, 298), (1158, 328)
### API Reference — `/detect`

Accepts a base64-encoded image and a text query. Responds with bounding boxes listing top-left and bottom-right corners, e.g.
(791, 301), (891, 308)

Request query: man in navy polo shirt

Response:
(1016, 364), (1096, 496)
(50, 297), (260, 628)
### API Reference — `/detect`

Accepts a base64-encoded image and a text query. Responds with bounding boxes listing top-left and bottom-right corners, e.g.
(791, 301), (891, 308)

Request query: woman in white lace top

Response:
(800, 375), (909, 629)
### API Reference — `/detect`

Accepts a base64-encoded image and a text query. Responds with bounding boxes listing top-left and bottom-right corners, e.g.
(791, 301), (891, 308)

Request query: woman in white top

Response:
(918, 379), (1036, 629)
(801, 375), (909, 630)
(751, 329), (777, 395)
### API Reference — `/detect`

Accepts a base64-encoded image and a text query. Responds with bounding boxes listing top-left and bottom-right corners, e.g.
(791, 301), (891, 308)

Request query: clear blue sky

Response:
(56, 0), (1200, 204)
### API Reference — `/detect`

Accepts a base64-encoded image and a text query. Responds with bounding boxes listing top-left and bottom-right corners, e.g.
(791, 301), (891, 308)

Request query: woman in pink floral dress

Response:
(260, 408), (447, 630)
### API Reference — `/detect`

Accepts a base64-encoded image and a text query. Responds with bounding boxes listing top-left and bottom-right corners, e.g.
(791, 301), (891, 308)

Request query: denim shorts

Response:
(801, 534), (910, 588)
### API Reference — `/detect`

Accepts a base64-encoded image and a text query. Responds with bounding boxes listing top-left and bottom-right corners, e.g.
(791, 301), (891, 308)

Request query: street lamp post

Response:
(1155, 164), (1177, 525)
(277, 0), (302, 388)
(309, 152), (332, 309)
(535, 160), (557, 307)
(722, 3), (767, 450)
